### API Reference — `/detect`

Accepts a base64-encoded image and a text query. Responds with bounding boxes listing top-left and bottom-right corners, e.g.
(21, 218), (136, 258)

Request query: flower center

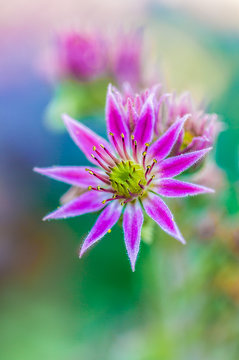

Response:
(109, 161), (146, 198)
(181, 130), (194, 150)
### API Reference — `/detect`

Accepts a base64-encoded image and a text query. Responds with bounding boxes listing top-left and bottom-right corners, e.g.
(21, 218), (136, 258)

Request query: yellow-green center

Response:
(180, 130), (194, 150)
(109, 161), (146, 198)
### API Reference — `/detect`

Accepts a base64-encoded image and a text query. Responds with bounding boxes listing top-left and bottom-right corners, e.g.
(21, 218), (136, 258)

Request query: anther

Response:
(148, 159), (157, 175)
(147, 175), (155, 186)
(103, 195), (125, 203)
(142, 151), (147, 169)
(87, 170), (111, 185)
(93, 145), (114, 167)
(145, 165), (150, 178)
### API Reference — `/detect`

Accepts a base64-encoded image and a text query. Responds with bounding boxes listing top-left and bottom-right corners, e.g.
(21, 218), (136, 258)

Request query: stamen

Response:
(85, 168), (111, 185)
(132, 139), (138, 162)
(121, 133), (130, 160)
(145, 165), (151, 178)
(100, 144), (119, 164)
(142, 143), (149, 169)
(91, 154), (110, 172)
(109, 132), (124, 158)
(148, 159), (157, 175)
(93, 146), (114, 167)
(98, 186), (115, 193)
(138, 180), (145, 190)
(147, 175), (155, 186)
(102, 195), (125, 204)
(142, 151), (147, 169)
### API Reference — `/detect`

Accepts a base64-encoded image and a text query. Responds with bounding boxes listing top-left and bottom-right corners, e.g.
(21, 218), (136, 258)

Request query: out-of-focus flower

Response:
(154, 92), (220, 155)
(43, 30), (146, 131)
(34, 85), (214, 271)
(110, 31), (143, 89)
(55, 32), (108, 81)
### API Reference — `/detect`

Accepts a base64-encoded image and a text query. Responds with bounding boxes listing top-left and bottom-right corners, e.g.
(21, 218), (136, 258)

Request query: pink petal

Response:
(182, 136), (212, 153)
(153, 178), (215, 197)
(133, 96), (155, 151)
(158, 147), (212, 178)
(106, 84), (130, 145)
(63, 114), (112, 165)
(123, 201), (144, 271)
(143, 193), (185, 244)
(43, 191), (108, 220)
(34, 166), (101, 187)
(126, 97), (138, 132)
(148, 115), (189, 161)
(80, 200), (122, 257)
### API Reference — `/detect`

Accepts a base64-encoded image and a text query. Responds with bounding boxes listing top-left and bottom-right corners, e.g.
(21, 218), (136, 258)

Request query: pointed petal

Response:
(43, 191), (108, 220)
(123, 201), (144, 271)
(182, 135), (212, 153)
(143, 192), (185, 244)
(158, 148), (212, 178)
(126, 97), (138, 132)
(34, 166), (101, 187)
(80, 200), (122, 257)
(133, 96), (155, 151)
(153, 178), (215, 197)
(106, 84), (130, 144)
(148, 115), (189, 161)
(63, 114), (112, 165)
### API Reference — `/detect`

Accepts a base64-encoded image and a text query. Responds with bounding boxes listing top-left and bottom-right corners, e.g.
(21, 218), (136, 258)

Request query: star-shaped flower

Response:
(34, 85), (214, 271)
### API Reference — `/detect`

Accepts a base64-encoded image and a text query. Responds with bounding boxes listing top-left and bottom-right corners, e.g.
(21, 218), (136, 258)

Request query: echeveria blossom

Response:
(56, 32), (107, 81)
(34, 85), (214, 271)
(154, 91), (219, 155)
(117, 85), (219, 156)
(111, 32), (143, 89)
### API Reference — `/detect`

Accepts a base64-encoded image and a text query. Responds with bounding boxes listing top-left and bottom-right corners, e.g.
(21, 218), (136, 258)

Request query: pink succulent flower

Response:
(34, 85), (214, 271)
(154, 91), (219, 155)
(56, 32), (108, 81)
(111, 32), (143, 89)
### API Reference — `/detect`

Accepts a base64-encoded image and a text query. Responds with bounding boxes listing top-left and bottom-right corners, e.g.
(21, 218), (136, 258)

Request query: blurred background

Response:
(1, 1), (239, 359)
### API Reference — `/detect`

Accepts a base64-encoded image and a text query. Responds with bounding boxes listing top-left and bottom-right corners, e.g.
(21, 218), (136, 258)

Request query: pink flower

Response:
(111, 32), (143, 89)
(154, 91), (219, 155)
(34, 85), (214, 271)
(56, 32), (108, 81)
